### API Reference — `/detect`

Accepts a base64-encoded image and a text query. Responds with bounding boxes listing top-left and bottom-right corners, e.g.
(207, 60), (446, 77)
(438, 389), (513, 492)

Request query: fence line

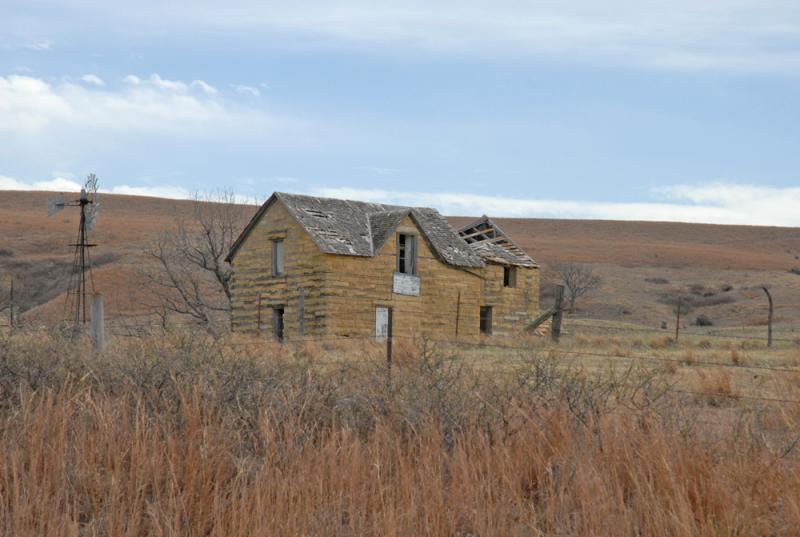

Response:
(7, 325), (800, 408)
(566, 320), (798, 343)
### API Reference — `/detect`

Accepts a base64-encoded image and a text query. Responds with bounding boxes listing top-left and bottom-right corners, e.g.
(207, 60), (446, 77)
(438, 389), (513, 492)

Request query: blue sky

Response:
(2, 0), (800, 225)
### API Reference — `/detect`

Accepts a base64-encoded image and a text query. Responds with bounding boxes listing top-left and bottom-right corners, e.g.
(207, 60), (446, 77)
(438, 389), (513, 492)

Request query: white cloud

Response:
(0, 175), (83, 192)
(232, 84), (260, 97)
(123, 74), (217, 94)
(3, 174), (797, 227)
(80, 74), (105, 87)
(14, 1), (800, 71)
(0, 74), (279, 137)
(124, 73), (187, 91)
(0, 174), (190, 199)
(190, 80), (218, 94)
(309, 183), (800, 227)
(148, 73), (188, 92)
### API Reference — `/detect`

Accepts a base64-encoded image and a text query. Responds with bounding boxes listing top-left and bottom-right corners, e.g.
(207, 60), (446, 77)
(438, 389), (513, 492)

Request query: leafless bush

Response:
(0, 329), (669, 440)
(549, 262), (602, 313)
(0, 331), (800, 537)
(695, 314), (714, 326)
(2, 330), (799, 536)
(143, 191), (252, 331)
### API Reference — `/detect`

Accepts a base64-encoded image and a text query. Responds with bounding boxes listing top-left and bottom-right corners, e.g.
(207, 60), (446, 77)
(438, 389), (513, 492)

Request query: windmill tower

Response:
(48, 174), (101, 330)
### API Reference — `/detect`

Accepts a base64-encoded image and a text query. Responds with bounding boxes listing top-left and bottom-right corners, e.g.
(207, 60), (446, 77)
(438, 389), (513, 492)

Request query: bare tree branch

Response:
(143, 191), (251, 330)
(549, 262), (602, 314)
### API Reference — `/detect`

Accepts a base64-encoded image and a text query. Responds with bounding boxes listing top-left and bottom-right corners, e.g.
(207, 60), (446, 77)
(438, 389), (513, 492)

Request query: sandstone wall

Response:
(323, 217), (484, 342)
(479, 264), (541, 336)
(230, 204), (542, 342)
(229, 201), (327, 337)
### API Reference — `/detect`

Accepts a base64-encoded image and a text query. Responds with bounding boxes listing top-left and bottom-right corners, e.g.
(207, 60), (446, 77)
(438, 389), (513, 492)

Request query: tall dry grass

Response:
(1, 330), (799, 536)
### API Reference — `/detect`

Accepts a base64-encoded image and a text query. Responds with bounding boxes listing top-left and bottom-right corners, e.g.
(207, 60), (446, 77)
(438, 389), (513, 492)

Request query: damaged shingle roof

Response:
(458, 216), (538, 268)
(226, 192), (486, 268)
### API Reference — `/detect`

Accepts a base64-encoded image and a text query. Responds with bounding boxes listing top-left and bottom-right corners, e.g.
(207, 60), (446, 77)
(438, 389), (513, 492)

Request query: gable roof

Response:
(226, 192), (486, 268)
(458, 216), (538, 268)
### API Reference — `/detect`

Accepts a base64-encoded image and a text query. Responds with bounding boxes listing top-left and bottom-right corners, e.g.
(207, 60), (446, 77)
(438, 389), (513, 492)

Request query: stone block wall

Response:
(230, 204), (542, 342)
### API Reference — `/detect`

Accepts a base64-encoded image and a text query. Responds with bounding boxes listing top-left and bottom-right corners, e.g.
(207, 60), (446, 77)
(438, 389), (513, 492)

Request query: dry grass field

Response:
(3, 189), (800, 534)
(2, 190), (800, 332)
(1, 329), (800, 536)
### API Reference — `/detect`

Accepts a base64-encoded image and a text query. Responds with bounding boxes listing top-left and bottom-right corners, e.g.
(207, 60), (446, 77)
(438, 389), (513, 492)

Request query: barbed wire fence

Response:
(4, 283), (800, 409)
(62, 307), (799, 408)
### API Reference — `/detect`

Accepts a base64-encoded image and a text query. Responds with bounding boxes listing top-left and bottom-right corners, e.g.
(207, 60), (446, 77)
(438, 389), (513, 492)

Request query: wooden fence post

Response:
(675, 299), (682, 342)
(8, 276), (13, 330)
(256, 295), (262, 335)
(91, 293), (105, 352)
(762, 285), (774, 347)
(551, 285), (564, 343)
(455, 290), (461, 339)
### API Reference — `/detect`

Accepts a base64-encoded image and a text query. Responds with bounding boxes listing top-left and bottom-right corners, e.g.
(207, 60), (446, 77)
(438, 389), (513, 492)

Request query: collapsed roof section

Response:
(458, 216), (538, 268)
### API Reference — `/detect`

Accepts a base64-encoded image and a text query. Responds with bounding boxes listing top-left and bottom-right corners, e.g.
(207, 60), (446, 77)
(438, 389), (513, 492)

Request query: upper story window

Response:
(271, 239), (285, 276)
(397, 233), (417, 275)
(503, 266), (517, 288)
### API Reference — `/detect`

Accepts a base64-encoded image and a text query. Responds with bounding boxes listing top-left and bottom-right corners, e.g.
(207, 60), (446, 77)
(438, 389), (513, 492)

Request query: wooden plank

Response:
(460, 228), (495, 240)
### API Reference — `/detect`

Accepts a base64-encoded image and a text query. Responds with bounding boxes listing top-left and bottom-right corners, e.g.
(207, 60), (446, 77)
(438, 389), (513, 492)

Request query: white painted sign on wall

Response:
(393, 272), (420, 296)
(375, 306), (389, 339)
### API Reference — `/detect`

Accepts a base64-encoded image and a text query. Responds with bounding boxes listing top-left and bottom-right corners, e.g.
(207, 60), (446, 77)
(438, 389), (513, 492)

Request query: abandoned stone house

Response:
(225, 192), (541, 342)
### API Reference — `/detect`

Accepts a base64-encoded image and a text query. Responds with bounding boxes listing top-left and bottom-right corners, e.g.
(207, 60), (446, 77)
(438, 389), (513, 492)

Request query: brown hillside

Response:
(2, 190), (800, 329)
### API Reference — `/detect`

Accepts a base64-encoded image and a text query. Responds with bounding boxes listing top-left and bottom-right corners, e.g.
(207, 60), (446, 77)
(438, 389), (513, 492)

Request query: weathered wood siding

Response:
(229, 201), (327, 336)
(479, 264), (541, 336)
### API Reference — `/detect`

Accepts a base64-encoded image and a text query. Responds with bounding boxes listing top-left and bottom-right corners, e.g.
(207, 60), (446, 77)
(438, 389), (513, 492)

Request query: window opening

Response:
(397, 233), (417, 275)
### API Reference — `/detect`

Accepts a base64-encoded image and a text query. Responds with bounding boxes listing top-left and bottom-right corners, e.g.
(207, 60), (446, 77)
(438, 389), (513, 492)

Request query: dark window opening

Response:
(503, 266), (517, 288)
(480, 306), (492, 335)
(397, 233), (418, 275)
(272, 306), (285, 342)
(272, 239), (285, 276)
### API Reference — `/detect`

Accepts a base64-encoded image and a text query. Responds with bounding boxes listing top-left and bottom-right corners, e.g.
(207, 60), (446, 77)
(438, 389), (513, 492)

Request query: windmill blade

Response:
(48, 196), (65, 217)
(86, 202), (99, 232)
(85, 173), (99, 195)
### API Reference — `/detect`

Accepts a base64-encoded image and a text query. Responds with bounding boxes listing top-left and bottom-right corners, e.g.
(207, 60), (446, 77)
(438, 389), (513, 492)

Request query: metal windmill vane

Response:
(48, 174), (101, 329)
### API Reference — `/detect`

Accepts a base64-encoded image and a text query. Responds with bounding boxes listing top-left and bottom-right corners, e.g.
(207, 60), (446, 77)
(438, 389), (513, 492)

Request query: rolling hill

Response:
(2, 190), (800, 330)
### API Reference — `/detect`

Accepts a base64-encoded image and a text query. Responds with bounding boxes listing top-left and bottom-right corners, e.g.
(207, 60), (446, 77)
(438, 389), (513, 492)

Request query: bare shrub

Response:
(548, 262), (601, 313)
(695, 314), (713, 327)
(144, 191), (252, 331)
(696, 370), (736, 406)
(730, 346), (745, 366)
(2, 330), (799, 536)
(649, 335), (674, 349)
(697, 339), (713, 349)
